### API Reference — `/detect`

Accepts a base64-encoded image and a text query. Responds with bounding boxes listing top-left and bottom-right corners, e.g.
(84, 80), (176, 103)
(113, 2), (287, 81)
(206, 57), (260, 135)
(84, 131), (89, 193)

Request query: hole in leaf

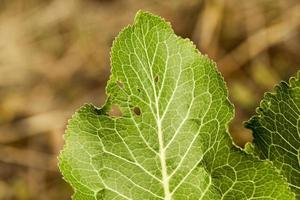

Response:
(137, 88), (141, 92)
(154, 76), (159, 83)
(117, 80), (124, 89)
(108, 104), (122, 117)
(133, 107), (141, 116)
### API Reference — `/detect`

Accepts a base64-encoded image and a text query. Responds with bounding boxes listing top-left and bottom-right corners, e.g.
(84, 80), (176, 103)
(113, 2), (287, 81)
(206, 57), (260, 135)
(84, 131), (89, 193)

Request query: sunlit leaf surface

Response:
(59, 11), (294, 200)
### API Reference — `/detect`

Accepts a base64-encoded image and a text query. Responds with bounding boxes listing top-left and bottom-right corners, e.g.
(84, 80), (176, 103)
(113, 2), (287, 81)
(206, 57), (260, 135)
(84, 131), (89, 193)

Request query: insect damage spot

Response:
(108, 104), (122, 117)
(117, 80), (124, 89)
(154, 76), (159, 83)
(133, 107), (141, 116)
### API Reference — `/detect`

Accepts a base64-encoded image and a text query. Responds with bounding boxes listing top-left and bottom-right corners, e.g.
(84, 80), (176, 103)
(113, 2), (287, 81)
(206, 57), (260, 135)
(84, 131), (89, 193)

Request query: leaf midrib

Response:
(135, 26), (172, 200)
(143, 33), (171, 200)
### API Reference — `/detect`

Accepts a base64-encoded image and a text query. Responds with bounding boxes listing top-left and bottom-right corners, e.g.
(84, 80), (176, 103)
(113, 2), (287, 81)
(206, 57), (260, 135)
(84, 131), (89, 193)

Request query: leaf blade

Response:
(59, 11), (295, 200)
(246, 71), (300, 199)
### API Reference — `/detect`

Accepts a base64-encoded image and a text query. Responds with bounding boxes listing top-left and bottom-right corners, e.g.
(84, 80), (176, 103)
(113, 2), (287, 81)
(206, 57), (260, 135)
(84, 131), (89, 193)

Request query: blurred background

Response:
(0, 0), (299, 199)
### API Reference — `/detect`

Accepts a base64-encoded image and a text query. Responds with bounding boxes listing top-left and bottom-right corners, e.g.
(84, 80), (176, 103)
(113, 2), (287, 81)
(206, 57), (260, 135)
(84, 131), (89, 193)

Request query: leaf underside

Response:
(246, 71), (300, 199)
(59, 11), (294, 200)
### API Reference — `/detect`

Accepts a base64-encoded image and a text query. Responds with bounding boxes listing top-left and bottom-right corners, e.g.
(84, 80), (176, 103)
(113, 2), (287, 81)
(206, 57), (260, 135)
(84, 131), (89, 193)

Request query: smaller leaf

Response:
(246, 71), (300, 199)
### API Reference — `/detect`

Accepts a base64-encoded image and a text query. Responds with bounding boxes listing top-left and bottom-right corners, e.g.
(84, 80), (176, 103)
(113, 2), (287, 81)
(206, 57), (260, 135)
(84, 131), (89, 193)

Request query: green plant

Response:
(245, 72), (300, 199)
(59, 11), (299, 200)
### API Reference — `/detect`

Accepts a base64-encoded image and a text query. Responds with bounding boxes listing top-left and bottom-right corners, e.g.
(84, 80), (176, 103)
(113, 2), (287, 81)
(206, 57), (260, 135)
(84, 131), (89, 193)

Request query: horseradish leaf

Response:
(246, 71), (300, 199)
(59, 11), (295, 200)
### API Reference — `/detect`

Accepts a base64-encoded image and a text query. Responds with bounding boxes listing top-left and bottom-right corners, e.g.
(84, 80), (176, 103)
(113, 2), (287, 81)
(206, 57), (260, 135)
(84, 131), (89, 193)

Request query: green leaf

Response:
(59, 11), (295, 200)
(246, 71), (300, 199)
